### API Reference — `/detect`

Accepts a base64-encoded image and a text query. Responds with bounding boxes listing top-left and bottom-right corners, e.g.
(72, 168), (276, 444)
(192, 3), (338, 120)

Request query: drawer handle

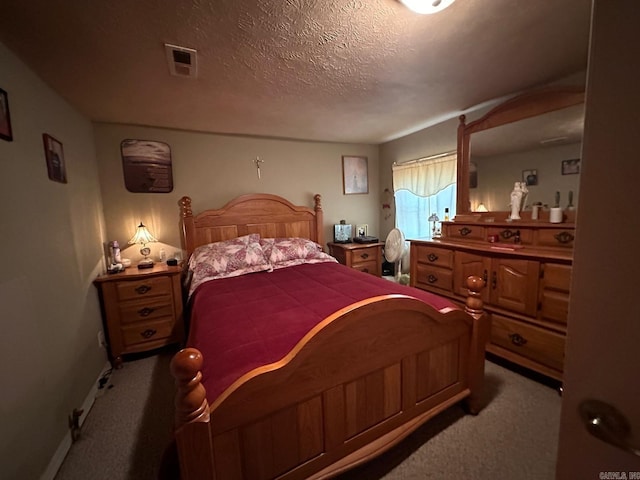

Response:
(554, 231), (574, 244)
(500, 229), (516, 239)
(427, 253), (438, 262)
(141, 329), (157, 339)
(483, 269), (488, 283)
(135, 285), (151, 294)
(459, 227), (472, 236)
(138, 307), (155, 317)
(492, 271), (497, 289)
(427, 274), (438, 283)
(360, 253), (369, 259)
(509, 333), (528, 347)
(362, 268), (369, 273)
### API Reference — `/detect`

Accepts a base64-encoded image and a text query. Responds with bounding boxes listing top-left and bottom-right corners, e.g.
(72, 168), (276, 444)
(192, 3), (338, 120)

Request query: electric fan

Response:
(384, 228), (406, 282)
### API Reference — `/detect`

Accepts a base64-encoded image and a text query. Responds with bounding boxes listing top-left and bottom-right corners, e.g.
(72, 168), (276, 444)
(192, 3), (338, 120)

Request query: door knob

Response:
(579, 399), (640, 457)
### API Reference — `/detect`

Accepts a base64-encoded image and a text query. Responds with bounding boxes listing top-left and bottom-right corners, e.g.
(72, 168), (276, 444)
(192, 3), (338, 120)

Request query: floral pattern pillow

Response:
(188, 234), (272, 295)
(260, 237), (338, 270)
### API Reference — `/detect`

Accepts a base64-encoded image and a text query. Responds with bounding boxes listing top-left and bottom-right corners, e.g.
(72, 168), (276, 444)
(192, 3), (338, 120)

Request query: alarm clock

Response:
(333, 221), (352, 243)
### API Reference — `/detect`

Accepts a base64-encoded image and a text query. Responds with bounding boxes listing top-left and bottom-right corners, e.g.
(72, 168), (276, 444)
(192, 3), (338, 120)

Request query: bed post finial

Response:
(170, 348), (210, 428)
(464, 275), (485, 319)
(313, 194), (324, 249)
(179, 196), (193, 218)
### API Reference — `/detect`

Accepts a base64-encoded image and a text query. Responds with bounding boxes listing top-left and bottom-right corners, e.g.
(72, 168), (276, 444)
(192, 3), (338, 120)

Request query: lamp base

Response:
(137, 258), (154, 269)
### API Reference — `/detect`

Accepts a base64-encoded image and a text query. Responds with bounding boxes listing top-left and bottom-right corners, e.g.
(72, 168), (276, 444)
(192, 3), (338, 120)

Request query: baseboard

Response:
(40, 361), (112, 480)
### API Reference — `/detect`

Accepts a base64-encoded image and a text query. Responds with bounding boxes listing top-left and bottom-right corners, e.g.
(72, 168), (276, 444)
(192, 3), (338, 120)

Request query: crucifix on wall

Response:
(253, 156), (265, 179)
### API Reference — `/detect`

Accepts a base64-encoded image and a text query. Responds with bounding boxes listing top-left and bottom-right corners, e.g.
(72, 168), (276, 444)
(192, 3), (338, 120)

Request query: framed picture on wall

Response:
(342, 155), (369, 194)
(523, 169), (538, 186)
(561, 158), (580, 175)
(0, 88), (13, 142)
(42, 134), (67, 183)
(121, 139), (173, 193)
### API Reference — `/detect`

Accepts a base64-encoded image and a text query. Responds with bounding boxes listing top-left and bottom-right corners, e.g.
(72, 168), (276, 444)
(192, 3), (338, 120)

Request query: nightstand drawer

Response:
(491, 314), (565, 372)
(119, 298), (175, 324)
(116, 276), (172, 301)
(351, 246), (379, 265)
(121, 318), (175, 347)
(414, 264), (453, 293)
(413, 245), (453, 268)
(351, 260), (378, 275)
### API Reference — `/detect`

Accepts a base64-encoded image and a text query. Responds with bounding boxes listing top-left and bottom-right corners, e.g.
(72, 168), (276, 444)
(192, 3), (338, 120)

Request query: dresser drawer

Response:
(116, 275), (172, 301)
(350, 246), (379, 266)
(490, 313), (565, 372)
(542, 263), (572, 291)
(487, 226), (534, 246)
(121, 318), (176, 348)
(413, 245), (453, 268)
(414, 264), (453, 293)
(119, 298), (175, 324)
(445, 224), (486, 242)
(536, 228), (576, 249)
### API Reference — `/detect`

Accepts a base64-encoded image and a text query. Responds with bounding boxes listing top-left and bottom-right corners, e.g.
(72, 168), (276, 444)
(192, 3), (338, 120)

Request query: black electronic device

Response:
(353, 235), (379, 244)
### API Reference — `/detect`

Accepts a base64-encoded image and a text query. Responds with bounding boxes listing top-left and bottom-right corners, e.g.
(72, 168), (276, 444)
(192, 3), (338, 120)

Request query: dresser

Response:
(328, 242), (384, 277)
(94, 264), (184, 367)
(410, 220), (574, 381)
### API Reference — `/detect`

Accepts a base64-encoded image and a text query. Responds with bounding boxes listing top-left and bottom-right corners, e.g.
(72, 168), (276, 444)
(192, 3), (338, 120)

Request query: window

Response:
(392, 153), (457, 240)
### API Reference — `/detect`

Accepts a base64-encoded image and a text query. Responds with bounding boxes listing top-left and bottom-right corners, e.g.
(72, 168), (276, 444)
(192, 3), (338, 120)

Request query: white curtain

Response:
(392, 153), (457, 197)
(392, 153), (457, 241)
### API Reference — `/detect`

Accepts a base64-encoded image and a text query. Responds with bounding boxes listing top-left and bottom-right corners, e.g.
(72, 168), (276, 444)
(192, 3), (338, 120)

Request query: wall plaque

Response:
(121, 139), (173, 193)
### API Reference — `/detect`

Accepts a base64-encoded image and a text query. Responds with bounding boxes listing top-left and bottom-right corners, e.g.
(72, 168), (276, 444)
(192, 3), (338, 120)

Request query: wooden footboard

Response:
(170, 276), (487, 480)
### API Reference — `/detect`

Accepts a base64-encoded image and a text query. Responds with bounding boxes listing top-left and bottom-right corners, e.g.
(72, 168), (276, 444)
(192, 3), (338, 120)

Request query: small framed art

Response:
(42, 134), (67, 183)
(0, 88), (13, 142)
(356, 224), (369, 237)
(562, 158), (580, 175)
(342, 155), (368, 195)
(523, 169), (538, 186)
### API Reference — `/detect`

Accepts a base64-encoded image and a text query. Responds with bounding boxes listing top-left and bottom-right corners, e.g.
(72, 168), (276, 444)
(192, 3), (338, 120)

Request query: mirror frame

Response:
(456, 86), (586, 215)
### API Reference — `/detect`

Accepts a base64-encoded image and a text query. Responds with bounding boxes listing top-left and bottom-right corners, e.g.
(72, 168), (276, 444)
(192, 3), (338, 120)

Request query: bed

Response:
(169, 193), (489, 480)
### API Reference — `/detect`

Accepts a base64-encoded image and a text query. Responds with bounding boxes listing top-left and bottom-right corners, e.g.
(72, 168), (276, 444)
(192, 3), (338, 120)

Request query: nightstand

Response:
(94, 263), (184, 368)
(328, 242), (384, 277)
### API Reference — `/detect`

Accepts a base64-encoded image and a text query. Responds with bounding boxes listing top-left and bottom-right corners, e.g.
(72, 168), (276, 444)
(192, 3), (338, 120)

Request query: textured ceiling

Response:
(0, 0), (591, 144)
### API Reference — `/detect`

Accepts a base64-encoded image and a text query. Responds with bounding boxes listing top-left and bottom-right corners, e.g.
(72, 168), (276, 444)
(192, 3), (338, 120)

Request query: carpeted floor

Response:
(54, 349), (561, 480)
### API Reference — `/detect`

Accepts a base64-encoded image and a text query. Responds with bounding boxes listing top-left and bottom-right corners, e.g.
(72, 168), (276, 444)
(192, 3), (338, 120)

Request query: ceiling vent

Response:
(164, 43), (198, 78)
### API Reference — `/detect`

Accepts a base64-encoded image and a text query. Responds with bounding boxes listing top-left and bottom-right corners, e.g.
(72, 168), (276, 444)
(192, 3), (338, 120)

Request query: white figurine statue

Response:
(510, 182), (525, 220)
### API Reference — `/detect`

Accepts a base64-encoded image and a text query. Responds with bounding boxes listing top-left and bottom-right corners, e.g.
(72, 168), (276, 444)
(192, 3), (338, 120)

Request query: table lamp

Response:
(128, 222), (157, 269)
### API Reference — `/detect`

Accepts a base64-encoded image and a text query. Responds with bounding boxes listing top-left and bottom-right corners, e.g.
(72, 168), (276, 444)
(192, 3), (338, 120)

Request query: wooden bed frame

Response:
(170, 193), (489, 480)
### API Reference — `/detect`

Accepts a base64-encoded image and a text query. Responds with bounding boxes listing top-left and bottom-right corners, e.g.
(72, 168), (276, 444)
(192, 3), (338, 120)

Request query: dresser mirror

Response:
(456, 86), (586, 216)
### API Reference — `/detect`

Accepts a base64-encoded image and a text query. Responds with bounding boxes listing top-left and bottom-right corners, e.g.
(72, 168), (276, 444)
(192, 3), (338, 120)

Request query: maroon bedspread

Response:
(188, 262), (458, 403)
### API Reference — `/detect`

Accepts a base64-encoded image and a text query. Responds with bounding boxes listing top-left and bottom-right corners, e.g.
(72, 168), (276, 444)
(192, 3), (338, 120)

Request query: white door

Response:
(556, 1), (640, 477)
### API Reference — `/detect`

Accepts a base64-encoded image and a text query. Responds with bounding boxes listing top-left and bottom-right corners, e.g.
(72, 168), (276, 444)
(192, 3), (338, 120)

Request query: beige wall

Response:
(0, 43), (107, 479)
(93, 124), (381, 258)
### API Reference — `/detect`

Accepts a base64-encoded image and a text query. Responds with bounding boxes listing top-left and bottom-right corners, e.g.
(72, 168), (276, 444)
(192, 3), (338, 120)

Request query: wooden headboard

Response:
(179, 193), (324, 257)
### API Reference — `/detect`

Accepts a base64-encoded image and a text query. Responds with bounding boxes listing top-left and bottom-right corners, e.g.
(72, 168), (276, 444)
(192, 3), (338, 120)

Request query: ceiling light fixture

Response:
(398, 0), (455, 14)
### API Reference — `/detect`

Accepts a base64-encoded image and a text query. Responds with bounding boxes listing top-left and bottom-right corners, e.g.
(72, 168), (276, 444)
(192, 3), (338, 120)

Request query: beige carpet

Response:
(54, 350), (561, 480)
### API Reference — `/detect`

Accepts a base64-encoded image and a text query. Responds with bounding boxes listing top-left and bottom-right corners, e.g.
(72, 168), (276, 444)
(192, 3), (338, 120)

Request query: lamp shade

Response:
(128, 222), (157, 245)
(398, 0), (455, 14)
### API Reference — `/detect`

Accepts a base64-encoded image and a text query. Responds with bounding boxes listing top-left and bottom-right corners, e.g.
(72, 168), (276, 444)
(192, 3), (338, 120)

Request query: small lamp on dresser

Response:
(128, 222), (157, 269)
